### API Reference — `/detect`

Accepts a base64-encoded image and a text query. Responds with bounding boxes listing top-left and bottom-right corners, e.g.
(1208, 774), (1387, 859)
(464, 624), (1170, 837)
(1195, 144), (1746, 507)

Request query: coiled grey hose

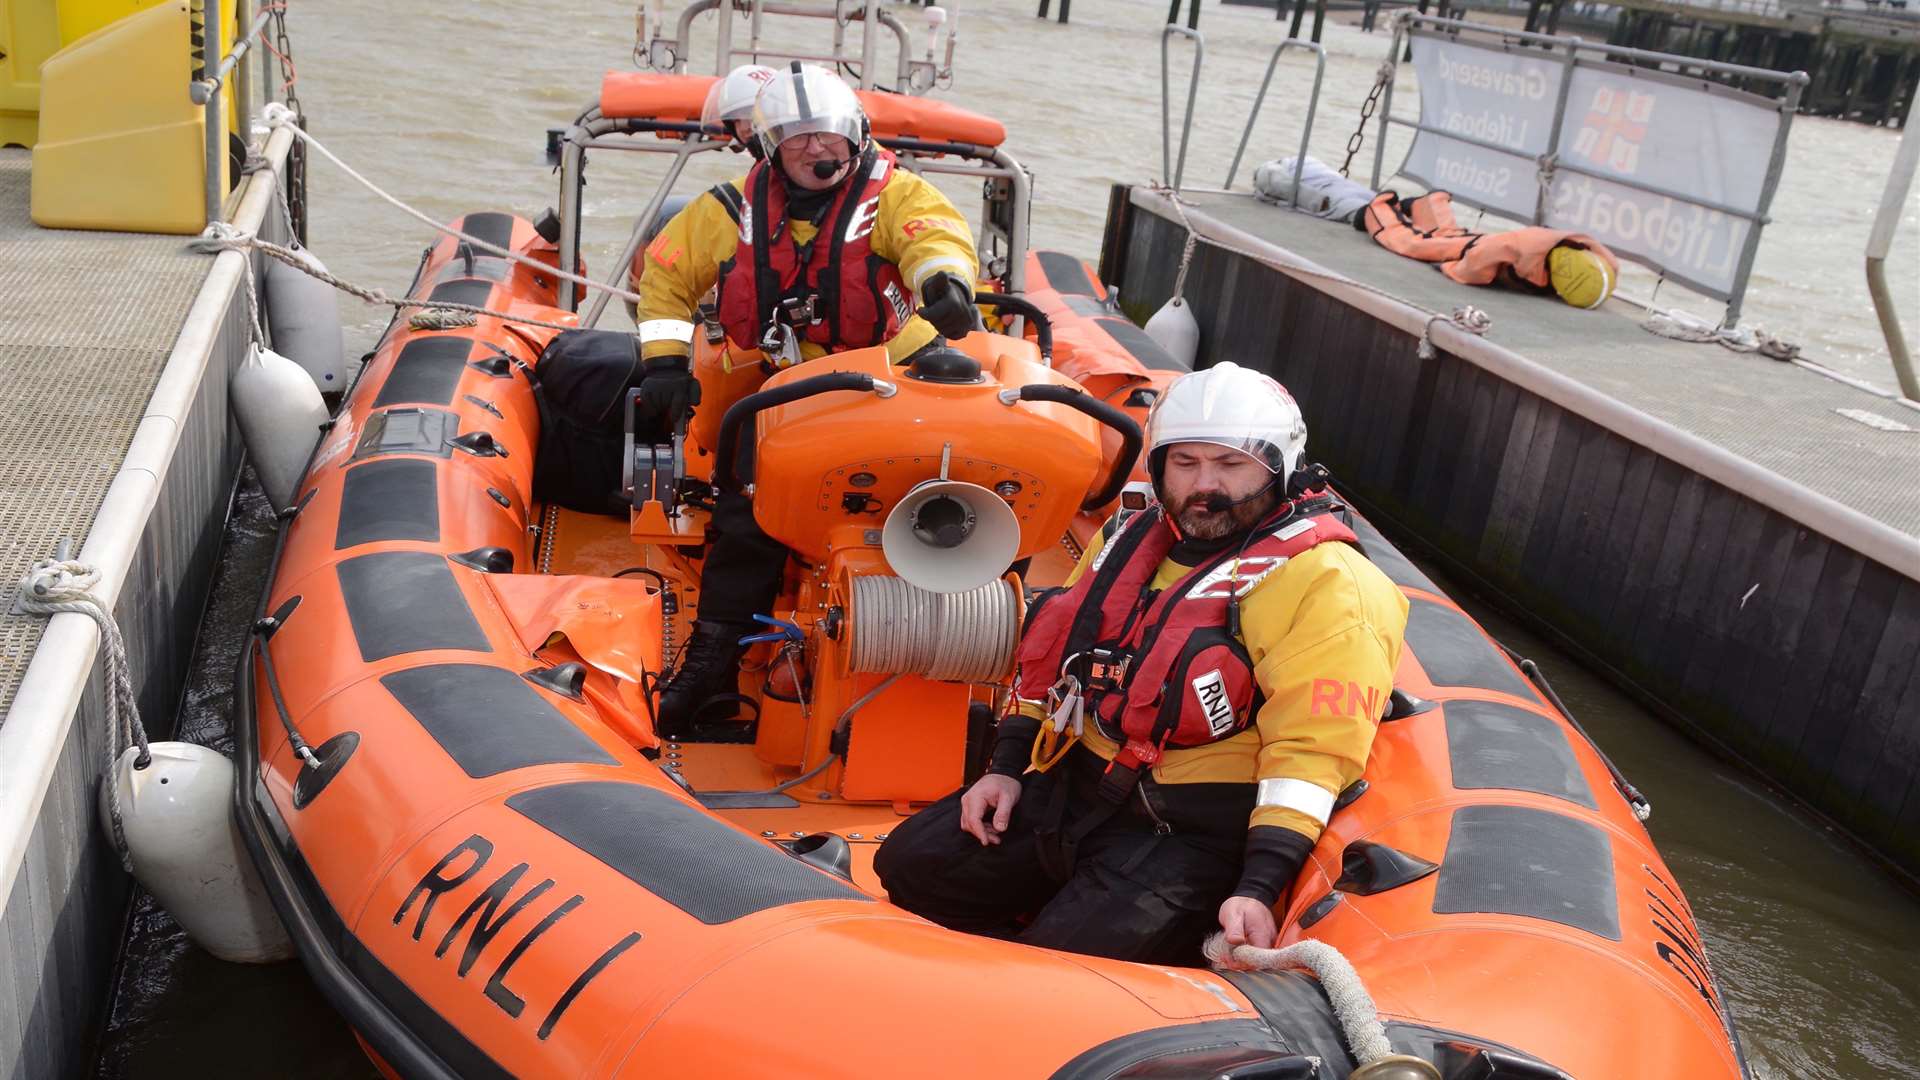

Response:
(848, 576), (1019, 683)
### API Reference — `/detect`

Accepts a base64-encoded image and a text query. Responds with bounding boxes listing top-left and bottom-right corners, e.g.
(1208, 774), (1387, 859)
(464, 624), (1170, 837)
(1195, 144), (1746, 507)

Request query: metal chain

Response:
(270, 4), (300, 117)
(1340, 62), (1394, 179)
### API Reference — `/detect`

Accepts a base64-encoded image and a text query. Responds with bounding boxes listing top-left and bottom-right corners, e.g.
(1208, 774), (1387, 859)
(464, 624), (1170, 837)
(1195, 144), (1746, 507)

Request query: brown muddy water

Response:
(90, 0), (1920, 1073)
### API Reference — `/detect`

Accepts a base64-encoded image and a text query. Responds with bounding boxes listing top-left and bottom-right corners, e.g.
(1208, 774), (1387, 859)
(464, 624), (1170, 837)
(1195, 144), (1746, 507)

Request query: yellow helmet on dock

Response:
(1548, 244), (1615, 310)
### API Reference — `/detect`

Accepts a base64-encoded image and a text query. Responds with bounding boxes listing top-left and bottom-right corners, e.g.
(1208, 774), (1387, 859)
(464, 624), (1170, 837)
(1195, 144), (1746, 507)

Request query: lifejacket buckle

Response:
(1080, 647), (1131, 693)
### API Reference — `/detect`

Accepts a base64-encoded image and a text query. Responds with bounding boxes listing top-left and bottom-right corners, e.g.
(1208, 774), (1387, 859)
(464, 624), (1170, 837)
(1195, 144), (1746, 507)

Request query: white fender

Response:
(101, 743), (293, 963)
(264, 247), (346, 392)
(1144, 297), (1201, 371)
(232, 343), (326, 512)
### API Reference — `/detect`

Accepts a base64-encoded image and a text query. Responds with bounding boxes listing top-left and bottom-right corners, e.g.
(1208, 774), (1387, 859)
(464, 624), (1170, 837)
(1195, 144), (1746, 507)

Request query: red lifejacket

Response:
(1015, 497), (1358, 777)
(1364, 190), (1618, 293)
(715, 145), (914, 354)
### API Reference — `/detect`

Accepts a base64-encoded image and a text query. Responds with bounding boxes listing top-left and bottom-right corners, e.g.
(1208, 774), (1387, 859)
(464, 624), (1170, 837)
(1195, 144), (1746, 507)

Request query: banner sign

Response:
(1542, 66), (1783, 296)
(1402, 33), (1562, 221)
(1399, 29), (1788, 299)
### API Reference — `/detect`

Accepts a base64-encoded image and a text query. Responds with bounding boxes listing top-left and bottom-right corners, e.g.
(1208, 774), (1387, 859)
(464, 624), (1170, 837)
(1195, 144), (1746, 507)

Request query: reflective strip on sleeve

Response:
(909, 255), (972, 293)
(637, 319), (697, 344)
(1255, 778), (1336, 826)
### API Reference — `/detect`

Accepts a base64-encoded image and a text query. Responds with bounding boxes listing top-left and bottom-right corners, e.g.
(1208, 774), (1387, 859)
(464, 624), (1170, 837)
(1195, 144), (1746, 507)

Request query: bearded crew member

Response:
(876, 364), (1410, 964)
(635, 62), (981, 733)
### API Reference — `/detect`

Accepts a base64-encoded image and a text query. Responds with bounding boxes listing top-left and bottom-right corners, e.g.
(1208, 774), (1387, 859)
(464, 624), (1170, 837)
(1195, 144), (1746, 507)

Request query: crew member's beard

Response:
(1174, 488), (1277, 540)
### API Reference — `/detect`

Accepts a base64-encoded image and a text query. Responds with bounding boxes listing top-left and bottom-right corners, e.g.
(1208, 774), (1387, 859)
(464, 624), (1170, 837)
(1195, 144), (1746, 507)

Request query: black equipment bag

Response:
(531, 329), (646, 516)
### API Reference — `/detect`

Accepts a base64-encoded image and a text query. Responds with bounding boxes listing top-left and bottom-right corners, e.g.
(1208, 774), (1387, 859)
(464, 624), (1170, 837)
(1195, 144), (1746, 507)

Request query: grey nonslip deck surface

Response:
(1174, 190), (1920, 540)
(0, 149), (216, 725)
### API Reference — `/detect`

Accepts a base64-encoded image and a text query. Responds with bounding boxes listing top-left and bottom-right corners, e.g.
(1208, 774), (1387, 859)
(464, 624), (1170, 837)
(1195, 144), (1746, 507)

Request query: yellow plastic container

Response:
(2, 1), (178, 148)
(30, 0), (219, 233)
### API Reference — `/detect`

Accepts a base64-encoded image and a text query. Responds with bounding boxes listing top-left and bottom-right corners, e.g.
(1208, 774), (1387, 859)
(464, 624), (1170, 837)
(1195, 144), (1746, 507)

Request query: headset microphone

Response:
(810, 157), (851, 180)
(1201, 477), (1280, 514)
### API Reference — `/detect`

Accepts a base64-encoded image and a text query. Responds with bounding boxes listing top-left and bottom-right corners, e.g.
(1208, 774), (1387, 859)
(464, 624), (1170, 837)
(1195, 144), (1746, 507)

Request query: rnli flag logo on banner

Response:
(1572, 86), (1654, 175)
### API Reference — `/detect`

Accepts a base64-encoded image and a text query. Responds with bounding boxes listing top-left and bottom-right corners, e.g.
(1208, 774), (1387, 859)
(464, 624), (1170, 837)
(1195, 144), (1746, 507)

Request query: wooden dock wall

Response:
(1101, 186), (1920, 881)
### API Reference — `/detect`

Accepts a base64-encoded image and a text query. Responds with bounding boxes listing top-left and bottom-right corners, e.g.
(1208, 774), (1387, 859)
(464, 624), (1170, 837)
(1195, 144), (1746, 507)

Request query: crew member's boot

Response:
(658, 619), (752, 735)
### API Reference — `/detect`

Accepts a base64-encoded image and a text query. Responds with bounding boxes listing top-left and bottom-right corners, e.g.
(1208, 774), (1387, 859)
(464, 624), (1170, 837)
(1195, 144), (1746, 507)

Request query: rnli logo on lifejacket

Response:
(1572, 86), (1653, 175)
(883, 281), (912, 326)
(1191, 669), (1236, 736)
(1188, 556), (1288, 600)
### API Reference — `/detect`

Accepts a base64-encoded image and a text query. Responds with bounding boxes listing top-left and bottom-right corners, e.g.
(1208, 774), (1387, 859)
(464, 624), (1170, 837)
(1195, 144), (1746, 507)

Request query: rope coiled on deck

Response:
(15, 559), (149, 872)
(848, 576), (1019, 683)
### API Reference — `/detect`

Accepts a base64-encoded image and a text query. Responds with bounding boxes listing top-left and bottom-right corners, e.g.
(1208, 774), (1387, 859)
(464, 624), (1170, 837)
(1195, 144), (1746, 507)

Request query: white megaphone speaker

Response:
(881, 480), (1022, 594)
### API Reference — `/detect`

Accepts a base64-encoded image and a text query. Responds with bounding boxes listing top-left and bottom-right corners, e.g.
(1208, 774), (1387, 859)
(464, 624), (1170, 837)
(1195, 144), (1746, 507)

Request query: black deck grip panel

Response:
(1445, 699), (1596, 808)
(1036, 250), (1099, 297)
(506, 781), (869, 924)
(375, 336), (472, 408)
(428, 278), (497, 309)
(381, 664), (616, 777)
(336, 551), (491, 662)
(1405, 598), (1539, 702)
(336, 459), (441, 549)
(352, 408), (457, 461)
(1432, 804), (1621, 940)
(457, 212), (516, 253)
(1346, 513), (1439, 593)
(1093, 315), (1189, 373)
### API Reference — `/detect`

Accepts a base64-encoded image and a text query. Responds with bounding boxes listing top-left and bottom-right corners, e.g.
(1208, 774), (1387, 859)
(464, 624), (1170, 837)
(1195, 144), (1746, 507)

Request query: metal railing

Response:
(638, 0), (958, 93)
(1225, 40), (1326, 195)
(1159, 25), (1204, 190)
(1866, 93), (1919, 399)
(187, 0), (281, 227)
(1373, 15), (1807, 324)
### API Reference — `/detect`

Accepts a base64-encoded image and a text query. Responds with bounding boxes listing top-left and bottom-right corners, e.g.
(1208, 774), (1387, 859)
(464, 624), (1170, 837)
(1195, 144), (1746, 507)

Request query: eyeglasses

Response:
(784, 131), (846, 150)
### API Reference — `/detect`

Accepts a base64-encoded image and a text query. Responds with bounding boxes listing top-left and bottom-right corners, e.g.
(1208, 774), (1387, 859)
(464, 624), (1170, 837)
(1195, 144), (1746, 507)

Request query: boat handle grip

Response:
(713, 372), (885, 493)
(970, 291), (1053, 363)
(999, 383), (1144, 511)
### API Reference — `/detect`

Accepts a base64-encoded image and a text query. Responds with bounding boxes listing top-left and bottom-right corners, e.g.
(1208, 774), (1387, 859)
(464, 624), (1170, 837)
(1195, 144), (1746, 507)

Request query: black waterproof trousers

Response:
(874, 747), (1245, 966)
(698, 489), (790, 624)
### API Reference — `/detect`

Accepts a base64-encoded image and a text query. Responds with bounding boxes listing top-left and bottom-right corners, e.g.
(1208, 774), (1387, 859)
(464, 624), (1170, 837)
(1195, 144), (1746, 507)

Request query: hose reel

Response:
(847, 575), (1020, 683)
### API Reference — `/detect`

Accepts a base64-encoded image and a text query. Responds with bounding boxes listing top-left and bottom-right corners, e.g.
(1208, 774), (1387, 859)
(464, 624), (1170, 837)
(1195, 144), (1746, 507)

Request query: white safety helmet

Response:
(1144, 362), (1308, 481)
(752, 61), (869, 161)
(701, 64), (778, 133)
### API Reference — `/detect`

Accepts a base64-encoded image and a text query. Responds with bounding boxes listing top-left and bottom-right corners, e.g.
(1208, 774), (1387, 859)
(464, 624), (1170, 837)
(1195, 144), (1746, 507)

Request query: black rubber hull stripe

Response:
(337, 551), (491, 662)
(336, 458), (441, 549)
(1092, 315), (1189, 372)
(1047, 1019), (1292, 1080)
(1445, 699), (1597, 808)
(1347, 512), (1439, 593)
(506, 781), (869, 924)
(1036, 250), (1098, 296)
(1404, 598), (1539, 702)
(1432, 804), (1622, 940)
(232, 517), (509, 1080)
(375, 336), (473, 408)
(382, 664), (619, 778)
(458, 212), (516, 253)
(1218, 970), (1358, 1071)
(430, 278), (498, 309)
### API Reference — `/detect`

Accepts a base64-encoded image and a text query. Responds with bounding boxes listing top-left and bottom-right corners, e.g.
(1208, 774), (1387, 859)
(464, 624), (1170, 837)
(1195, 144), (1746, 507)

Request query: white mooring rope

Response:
(1203, 934), (1396, 1063)
(256, 102), (641, 308)
(1642, 308), (1802, 361)
(15, 560), (150, 872)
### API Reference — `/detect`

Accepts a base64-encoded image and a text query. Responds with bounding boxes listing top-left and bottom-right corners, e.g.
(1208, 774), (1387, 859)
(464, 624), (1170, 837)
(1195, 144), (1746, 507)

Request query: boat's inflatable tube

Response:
(233, 216), (1750, 1080)
(105, 742), (293, 962)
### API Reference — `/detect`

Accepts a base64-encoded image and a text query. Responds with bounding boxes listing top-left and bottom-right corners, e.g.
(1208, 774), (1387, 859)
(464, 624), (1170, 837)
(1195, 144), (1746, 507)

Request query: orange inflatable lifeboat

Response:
(236, 212), (1751, 1080)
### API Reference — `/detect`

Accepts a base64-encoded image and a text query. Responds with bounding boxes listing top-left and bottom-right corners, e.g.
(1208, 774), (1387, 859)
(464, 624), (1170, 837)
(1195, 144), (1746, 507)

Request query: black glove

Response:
(635, 352), (700, 436)
(918, 272), (980, 341)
